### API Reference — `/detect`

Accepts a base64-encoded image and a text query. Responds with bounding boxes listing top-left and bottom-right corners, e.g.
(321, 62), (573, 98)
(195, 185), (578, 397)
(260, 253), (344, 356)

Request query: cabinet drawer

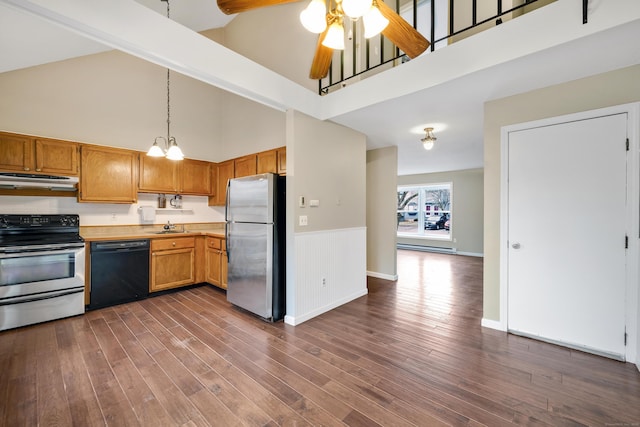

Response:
(206, 237), (222, 250)
(151, 236), (195, 251)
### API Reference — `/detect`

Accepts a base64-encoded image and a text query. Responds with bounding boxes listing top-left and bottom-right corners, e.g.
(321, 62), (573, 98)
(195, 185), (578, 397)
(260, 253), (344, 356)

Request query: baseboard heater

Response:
(397, 244), (457, 254)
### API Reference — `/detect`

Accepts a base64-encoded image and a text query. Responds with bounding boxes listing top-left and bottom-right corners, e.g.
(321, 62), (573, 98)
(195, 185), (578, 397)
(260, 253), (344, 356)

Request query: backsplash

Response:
(0, 193), (225, 226)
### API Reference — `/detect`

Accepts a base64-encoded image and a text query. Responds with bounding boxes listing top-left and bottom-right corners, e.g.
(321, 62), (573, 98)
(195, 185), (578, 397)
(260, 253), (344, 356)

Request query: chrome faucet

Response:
(162, 221), (185, 232)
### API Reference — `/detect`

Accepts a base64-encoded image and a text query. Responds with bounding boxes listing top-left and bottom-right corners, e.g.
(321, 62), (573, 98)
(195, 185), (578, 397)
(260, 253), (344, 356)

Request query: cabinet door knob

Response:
(24, 167), (30, 171)
(172, 242), (176, 246)
(35, 168), (42, 172)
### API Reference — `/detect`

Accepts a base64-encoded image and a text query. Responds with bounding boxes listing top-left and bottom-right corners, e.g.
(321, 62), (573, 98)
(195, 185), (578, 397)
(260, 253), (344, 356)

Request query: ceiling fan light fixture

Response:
(363, 2), (388, 38)
(342, 0), (372, 19)
(322, 19), (345, 50)
(300, 0), (327, 33)
(421, 127), (437, 150)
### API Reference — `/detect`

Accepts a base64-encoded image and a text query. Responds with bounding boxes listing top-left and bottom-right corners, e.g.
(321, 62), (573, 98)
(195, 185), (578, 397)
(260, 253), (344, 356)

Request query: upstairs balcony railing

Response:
(318, 0), (573, 95)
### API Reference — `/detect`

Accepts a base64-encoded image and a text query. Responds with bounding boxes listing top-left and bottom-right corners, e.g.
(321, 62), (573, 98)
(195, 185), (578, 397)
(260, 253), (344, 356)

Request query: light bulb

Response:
(147, 138), (165, 157)
(300, 0), (327, 33)
(166, 138), (184, 160)
(322, 20), (345, 50)
(423, 140), (434, 150)
(342, 0), (372, 18)
(363, 5), (389, 38)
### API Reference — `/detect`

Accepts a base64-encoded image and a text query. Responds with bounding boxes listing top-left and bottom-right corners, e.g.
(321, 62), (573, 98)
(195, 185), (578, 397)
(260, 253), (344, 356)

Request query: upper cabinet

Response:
(138, 156), (211, 195)
(257, 147), (286, 175)
(138, 156), (177, 194)
(210, 160), (234, 206)
(0, 131), (78, 176)
(209, 148), (286, 206)
(277, 147), (286, 175)
(79, 145), (137, 203)
(180, 159), (211, 195)
(234, 154), (257, 178)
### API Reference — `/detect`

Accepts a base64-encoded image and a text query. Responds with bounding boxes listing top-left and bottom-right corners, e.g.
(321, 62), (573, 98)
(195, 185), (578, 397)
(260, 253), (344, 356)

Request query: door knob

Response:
(512, 242), (521, 249)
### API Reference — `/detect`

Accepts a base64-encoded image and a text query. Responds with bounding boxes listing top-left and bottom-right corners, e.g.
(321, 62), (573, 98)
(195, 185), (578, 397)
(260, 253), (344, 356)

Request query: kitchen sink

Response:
(149, 230), (190, 234)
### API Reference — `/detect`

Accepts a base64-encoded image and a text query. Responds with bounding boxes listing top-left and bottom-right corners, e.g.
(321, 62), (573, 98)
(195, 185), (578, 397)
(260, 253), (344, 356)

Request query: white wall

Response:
(0, 50), (284, 163)
(366, 146), (398, 280)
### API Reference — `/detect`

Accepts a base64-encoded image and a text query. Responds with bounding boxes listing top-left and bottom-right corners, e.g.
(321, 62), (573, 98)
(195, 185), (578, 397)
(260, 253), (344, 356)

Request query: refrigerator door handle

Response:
(225, 178), (231, 221)
(225, 221), (230, 263)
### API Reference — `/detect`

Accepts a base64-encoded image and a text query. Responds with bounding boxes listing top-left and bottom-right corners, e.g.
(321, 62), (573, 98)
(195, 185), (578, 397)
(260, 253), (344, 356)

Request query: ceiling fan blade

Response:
(309, 29), (333, 79)
(217, 0), (300, 15)
(377, 0), (430, 59)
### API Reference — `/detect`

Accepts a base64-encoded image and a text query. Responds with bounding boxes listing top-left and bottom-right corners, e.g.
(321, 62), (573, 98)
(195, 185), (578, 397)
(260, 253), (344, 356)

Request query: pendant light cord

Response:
(164, 0), (171, 142)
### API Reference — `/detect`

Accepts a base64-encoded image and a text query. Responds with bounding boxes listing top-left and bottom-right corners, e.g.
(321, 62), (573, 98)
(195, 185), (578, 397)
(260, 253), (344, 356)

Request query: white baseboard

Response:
(456, 251), (484, 257)
(284, 288), (368, 326)
(481, 317), (506, 331)
(366, 271), (398, 281)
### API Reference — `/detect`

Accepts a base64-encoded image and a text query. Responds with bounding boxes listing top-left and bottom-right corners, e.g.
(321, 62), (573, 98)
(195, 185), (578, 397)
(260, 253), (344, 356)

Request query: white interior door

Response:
(507, 113), (628, 360)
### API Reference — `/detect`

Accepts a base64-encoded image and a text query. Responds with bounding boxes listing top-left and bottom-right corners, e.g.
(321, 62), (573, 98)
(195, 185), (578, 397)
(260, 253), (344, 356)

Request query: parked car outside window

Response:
(425, 213), (449, 230)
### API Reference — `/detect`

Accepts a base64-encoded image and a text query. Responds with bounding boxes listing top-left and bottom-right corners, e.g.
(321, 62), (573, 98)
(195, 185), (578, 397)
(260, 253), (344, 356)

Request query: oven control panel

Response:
(0, 214), (80, 228)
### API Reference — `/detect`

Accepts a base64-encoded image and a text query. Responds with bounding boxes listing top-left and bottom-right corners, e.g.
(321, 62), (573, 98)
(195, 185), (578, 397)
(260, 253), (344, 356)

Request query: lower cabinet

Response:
(205, 236), (227, 289)
(150, 237), (195, 292)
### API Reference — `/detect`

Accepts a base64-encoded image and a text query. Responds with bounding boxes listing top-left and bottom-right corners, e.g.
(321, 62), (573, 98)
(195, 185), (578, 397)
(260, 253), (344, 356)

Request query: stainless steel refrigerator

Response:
(225, 173), (285, 321)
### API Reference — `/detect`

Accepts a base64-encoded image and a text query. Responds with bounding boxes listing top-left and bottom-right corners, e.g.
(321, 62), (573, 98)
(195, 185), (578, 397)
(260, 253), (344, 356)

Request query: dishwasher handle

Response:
(91, 240), (149, 251)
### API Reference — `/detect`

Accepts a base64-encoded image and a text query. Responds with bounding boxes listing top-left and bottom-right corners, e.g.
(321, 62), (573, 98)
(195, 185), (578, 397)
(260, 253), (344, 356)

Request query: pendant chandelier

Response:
(147, 0), (185, 161)
(299, 0), (389, 49)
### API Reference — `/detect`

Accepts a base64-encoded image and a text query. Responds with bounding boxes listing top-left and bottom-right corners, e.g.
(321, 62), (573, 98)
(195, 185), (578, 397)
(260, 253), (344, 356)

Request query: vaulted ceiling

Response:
(1, 0), (639, 175)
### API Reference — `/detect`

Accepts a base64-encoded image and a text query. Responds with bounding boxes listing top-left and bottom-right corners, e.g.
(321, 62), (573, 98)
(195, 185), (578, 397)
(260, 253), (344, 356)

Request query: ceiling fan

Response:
(217, 0), (430, 80)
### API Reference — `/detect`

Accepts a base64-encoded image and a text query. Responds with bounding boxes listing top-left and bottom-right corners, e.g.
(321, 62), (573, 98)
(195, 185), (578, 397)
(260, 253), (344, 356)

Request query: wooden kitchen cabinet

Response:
(79, 145), (137, 203)
(205, 236), (227, 289)
(277, 147), (286, 175)
(234, 154), (257, 178)
(0, 131), (78, 176)
(209, 160), (234, 206)
(257, 149), (277, 174)
(139, 156), (211, 195)
(256, 147), (286, 175)
(150, 237), (196, 292)
(138, 155), (177, 193)
(180, 159), (211, 195)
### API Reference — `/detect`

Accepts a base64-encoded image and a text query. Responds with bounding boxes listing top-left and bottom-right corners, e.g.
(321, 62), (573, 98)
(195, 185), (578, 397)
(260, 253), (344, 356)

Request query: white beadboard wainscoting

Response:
(285, 227), (367, 326)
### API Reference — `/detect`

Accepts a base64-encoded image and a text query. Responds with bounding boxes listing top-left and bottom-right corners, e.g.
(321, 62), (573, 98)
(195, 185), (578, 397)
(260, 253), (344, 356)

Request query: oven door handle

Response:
(0, 243), (84, 254)
(0, 288), (84, 307)
(0, 248), (83, 259)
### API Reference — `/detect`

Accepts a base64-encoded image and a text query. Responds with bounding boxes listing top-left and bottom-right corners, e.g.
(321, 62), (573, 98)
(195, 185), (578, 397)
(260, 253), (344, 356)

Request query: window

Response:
(397, 183), (452, 239)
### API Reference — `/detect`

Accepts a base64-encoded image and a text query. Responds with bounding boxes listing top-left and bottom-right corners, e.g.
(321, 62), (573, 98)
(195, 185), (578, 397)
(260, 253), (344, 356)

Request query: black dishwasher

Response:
(89, 239), (150, 310)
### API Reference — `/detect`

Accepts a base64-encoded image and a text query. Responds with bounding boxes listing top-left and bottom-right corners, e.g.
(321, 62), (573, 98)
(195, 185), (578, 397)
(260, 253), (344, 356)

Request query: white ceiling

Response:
(1, 1), (639, 176)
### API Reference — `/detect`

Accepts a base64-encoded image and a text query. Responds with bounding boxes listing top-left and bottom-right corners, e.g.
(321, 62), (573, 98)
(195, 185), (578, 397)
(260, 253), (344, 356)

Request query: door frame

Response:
(498, 102), (640, 364)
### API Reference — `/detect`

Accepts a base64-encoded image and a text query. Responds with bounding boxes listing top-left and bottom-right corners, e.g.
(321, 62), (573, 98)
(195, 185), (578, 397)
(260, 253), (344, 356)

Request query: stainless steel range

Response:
(0, 214), (85, 331)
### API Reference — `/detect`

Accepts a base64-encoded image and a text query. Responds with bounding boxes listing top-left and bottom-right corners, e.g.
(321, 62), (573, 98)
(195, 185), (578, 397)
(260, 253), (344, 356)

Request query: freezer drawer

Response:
(227, 222), (274, 319)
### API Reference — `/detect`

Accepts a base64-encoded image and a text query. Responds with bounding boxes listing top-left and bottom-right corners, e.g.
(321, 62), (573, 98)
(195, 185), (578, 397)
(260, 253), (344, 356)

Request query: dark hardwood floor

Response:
(1, 250), (639, 426)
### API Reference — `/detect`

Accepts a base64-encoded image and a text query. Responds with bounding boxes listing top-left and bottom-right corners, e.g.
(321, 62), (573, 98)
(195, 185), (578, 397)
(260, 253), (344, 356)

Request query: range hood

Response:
(0, 173), (79, 191)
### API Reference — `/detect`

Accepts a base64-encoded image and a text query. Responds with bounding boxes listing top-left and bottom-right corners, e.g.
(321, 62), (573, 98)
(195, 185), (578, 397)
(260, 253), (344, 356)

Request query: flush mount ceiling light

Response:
(147, 0), (184, 161)
(421, 127), (437, 150)
(216, 0), (430, 80)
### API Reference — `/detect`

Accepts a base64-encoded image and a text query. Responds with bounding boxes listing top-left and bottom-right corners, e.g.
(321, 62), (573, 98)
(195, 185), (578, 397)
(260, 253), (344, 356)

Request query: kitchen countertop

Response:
(80, 223), (225, 242)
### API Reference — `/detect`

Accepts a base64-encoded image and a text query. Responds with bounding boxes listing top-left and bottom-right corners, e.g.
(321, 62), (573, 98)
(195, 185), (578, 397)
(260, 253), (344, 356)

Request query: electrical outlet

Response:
(299, 215), (308, 226)
(321, 278), (326, 287)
